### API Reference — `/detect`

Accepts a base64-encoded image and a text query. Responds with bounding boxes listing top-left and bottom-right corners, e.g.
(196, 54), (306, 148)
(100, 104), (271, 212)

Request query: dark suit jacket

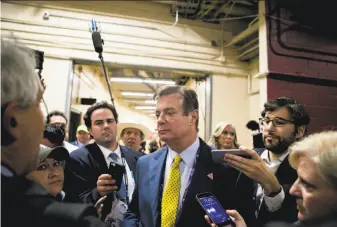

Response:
(64, 143), (143, 218)
(70, 140), (81, 147)
(234, 148), (298, 227)
(2, 170), (108, 227)
(122, 138), (238, 227)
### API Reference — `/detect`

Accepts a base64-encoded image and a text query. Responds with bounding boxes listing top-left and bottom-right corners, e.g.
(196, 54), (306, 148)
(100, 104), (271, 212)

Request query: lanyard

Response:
(176, 147), (200, 217)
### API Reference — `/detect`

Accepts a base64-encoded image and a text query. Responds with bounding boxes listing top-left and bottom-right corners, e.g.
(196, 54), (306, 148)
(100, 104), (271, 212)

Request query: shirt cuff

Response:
(263, 186), (285, 212)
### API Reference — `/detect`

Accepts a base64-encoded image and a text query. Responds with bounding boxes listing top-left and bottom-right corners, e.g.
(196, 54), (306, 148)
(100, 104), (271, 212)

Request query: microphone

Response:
(90, 18), (115, 105)
(90, 19), (103, 53)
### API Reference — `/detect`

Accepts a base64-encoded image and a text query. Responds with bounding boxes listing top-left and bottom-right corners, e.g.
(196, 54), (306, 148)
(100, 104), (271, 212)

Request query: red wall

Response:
(264, 0), (337, 133)
(267, 74), (337, 133)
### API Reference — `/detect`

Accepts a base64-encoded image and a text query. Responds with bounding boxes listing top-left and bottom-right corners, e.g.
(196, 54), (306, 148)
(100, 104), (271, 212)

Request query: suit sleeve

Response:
(64, 156), (101, 204)
(121, 161), (141, 227)
(259, 184), (298, 223)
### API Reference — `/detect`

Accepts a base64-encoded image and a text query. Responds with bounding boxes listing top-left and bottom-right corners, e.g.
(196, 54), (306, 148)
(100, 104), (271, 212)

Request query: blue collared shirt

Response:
(164, 137), (200, 209)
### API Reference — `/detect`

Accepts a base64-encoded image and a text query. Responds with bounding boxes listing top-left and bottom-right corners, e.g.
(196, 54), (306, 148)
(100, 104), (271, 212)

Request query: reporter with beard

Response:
(225, 97), (310, 227)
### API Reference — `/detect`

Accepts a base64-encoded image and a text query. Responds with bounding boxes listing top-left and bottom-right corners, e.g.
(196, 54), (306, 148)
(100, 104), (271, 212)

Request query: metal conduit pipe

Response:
(224, 21), (259, 47)
(8, 36), (245, 70)
(237, 44), (258, 59)
(1, 30), (223, 62)
(238, 36), (258, 52)
(0, 18), (215, 48)
(8, 1), (213, 30)
(1, 23), (218, 56)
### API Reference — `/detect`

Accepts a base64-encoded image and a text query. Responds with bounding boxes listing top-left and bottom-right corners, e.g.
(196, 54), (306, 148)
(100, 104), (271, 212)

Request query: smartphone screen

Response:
(197, 193), (234, 227)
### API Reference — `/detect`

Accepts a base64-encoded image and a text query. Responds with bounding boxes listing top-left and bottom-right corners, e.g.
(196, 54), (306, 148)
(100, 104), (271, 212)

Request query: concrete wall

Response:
(211, 75), (252, 147)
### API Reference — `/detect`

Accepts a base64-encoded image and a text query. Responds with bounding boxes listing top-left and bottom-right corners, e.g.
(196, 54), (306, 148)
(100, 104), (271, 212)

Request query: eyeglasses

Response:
(259, 117), (294, 128)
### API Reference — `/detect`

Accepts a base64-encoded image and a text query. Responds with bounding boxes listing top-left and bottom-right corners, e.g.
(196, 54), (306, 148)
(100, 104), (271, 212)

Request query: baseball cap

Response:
(39, 144), (69, 163)
(76, 125), (89, 133)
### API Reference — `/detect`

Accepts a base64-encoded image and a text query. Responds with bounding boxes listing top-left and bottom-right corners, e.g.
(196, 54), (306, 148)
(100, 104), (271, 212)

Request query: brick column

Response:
(262, 0), (337, 133)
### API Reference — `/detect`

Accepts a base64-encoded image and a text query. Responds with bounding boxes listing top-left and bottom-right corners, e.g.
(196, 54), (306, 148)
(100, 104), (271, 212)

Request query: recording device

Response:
(109, 161), (125, 190)
(196, 192), (235, 227)
(212, 149), (251, 163)
(43, 124), (65, 147)
(90, 19), (103, 54)
(34, 50), (44, 79)
(89, 18), (114, 105)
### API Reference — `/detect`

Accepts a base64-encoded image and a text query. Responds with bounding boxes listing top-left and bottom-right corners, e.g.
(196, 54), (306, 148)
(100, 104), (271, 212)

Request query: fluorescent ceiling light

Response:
(135, 106), (156, 110)
(121, 92), (154, 97)
(144, 100), (156, 104)
(111, 77), (175, 85)
(125, 99), (156, 104)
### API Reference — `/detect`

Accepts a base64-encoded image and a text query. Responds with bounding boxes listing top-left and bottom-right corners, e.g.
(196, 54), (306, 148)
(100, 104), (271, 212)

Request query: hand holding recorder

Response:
(196, 192), (237, 227)
(96, 160), (126, 197)
(223, 146), (281, 196)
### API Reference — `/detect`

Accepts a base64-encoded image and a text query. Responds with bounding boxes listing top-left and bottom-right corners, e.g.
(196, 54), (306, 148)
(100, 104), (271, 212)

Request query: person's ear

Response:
(189, 109), (199, 125)
(1, 101), (21, 145)
(295, 126), (305, 139)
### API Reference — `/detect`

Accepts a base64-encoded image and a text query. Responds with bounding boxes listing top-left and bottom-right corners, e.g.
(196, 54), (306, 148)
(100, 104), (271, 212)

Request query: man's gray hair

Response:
(153, 85), (199, 131)
(1, 38), (41, 108)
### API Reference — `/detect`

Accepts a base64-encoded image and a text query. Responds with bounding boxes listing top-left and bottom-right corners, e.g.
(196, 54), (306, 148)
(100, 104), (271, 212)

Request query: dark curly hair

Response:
(262, 97), (310, 133)
(46, 110), (68, 124)
(83, 101), (118, 129)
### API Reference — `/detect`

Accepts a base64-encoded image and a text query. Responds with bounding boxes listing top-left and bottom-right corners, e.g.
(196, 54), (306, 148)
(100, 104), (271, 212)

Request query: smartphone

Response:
(196, 192), (235, 227)
(211, 149), (251, 163)
(108, 161), (125, 190)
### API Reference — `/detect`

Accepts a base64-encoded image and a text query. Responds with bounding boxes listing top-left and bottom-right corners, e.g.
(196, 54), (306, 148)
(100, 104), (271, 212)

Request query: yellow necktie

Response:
(161, 155), (182, 227)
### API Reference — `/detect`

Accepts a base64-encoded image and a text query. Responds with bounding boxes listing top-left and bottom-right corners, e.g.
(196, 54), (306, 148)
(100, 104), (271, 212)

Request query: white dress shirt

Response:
(255, 149), (290, 216)
(163, 137), (200, 211)
(97, 144), (135, 202)
(63, 141), (78, 153)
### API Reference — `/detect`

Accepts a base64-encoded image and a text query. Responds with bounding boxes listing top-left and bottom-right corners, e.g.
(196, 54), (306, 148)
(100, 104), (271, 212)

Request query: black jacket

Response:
(1, 169), (108, 227)
(64, 143), (144, 219)
(234, 149), (298, 227)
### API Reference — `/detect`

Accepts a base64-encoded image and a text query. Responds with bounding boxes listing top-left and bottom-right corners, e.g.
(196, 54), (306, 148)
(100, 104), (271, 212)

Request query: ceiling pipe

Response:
(169, 7), (179, 27)
(238, 36), (258, 52)
(238, 44), (258, 59)
(224, 21), (259, 47)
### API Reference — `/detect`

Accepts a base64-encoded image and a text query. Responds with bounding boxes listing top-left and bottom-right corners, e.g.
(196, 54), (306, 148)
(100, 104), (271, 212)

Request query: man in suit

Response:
(1, 39), (107, 227)
(71, 125), (90, 147)
(225, 97), (310, 227)
(64, 101), (143, 224)
(122, 85), (237, 227)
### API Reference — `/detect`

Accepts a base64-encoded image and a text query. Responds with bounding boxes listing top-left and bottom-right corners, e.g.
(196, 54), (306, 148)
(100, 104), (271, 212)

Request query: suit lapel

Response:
(177, 139), (213, 223)
(86, 143), (109, 172)
(120, 146), (138, 172)
(275, 154), (297, 191)
(149, 148), (168, 227)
